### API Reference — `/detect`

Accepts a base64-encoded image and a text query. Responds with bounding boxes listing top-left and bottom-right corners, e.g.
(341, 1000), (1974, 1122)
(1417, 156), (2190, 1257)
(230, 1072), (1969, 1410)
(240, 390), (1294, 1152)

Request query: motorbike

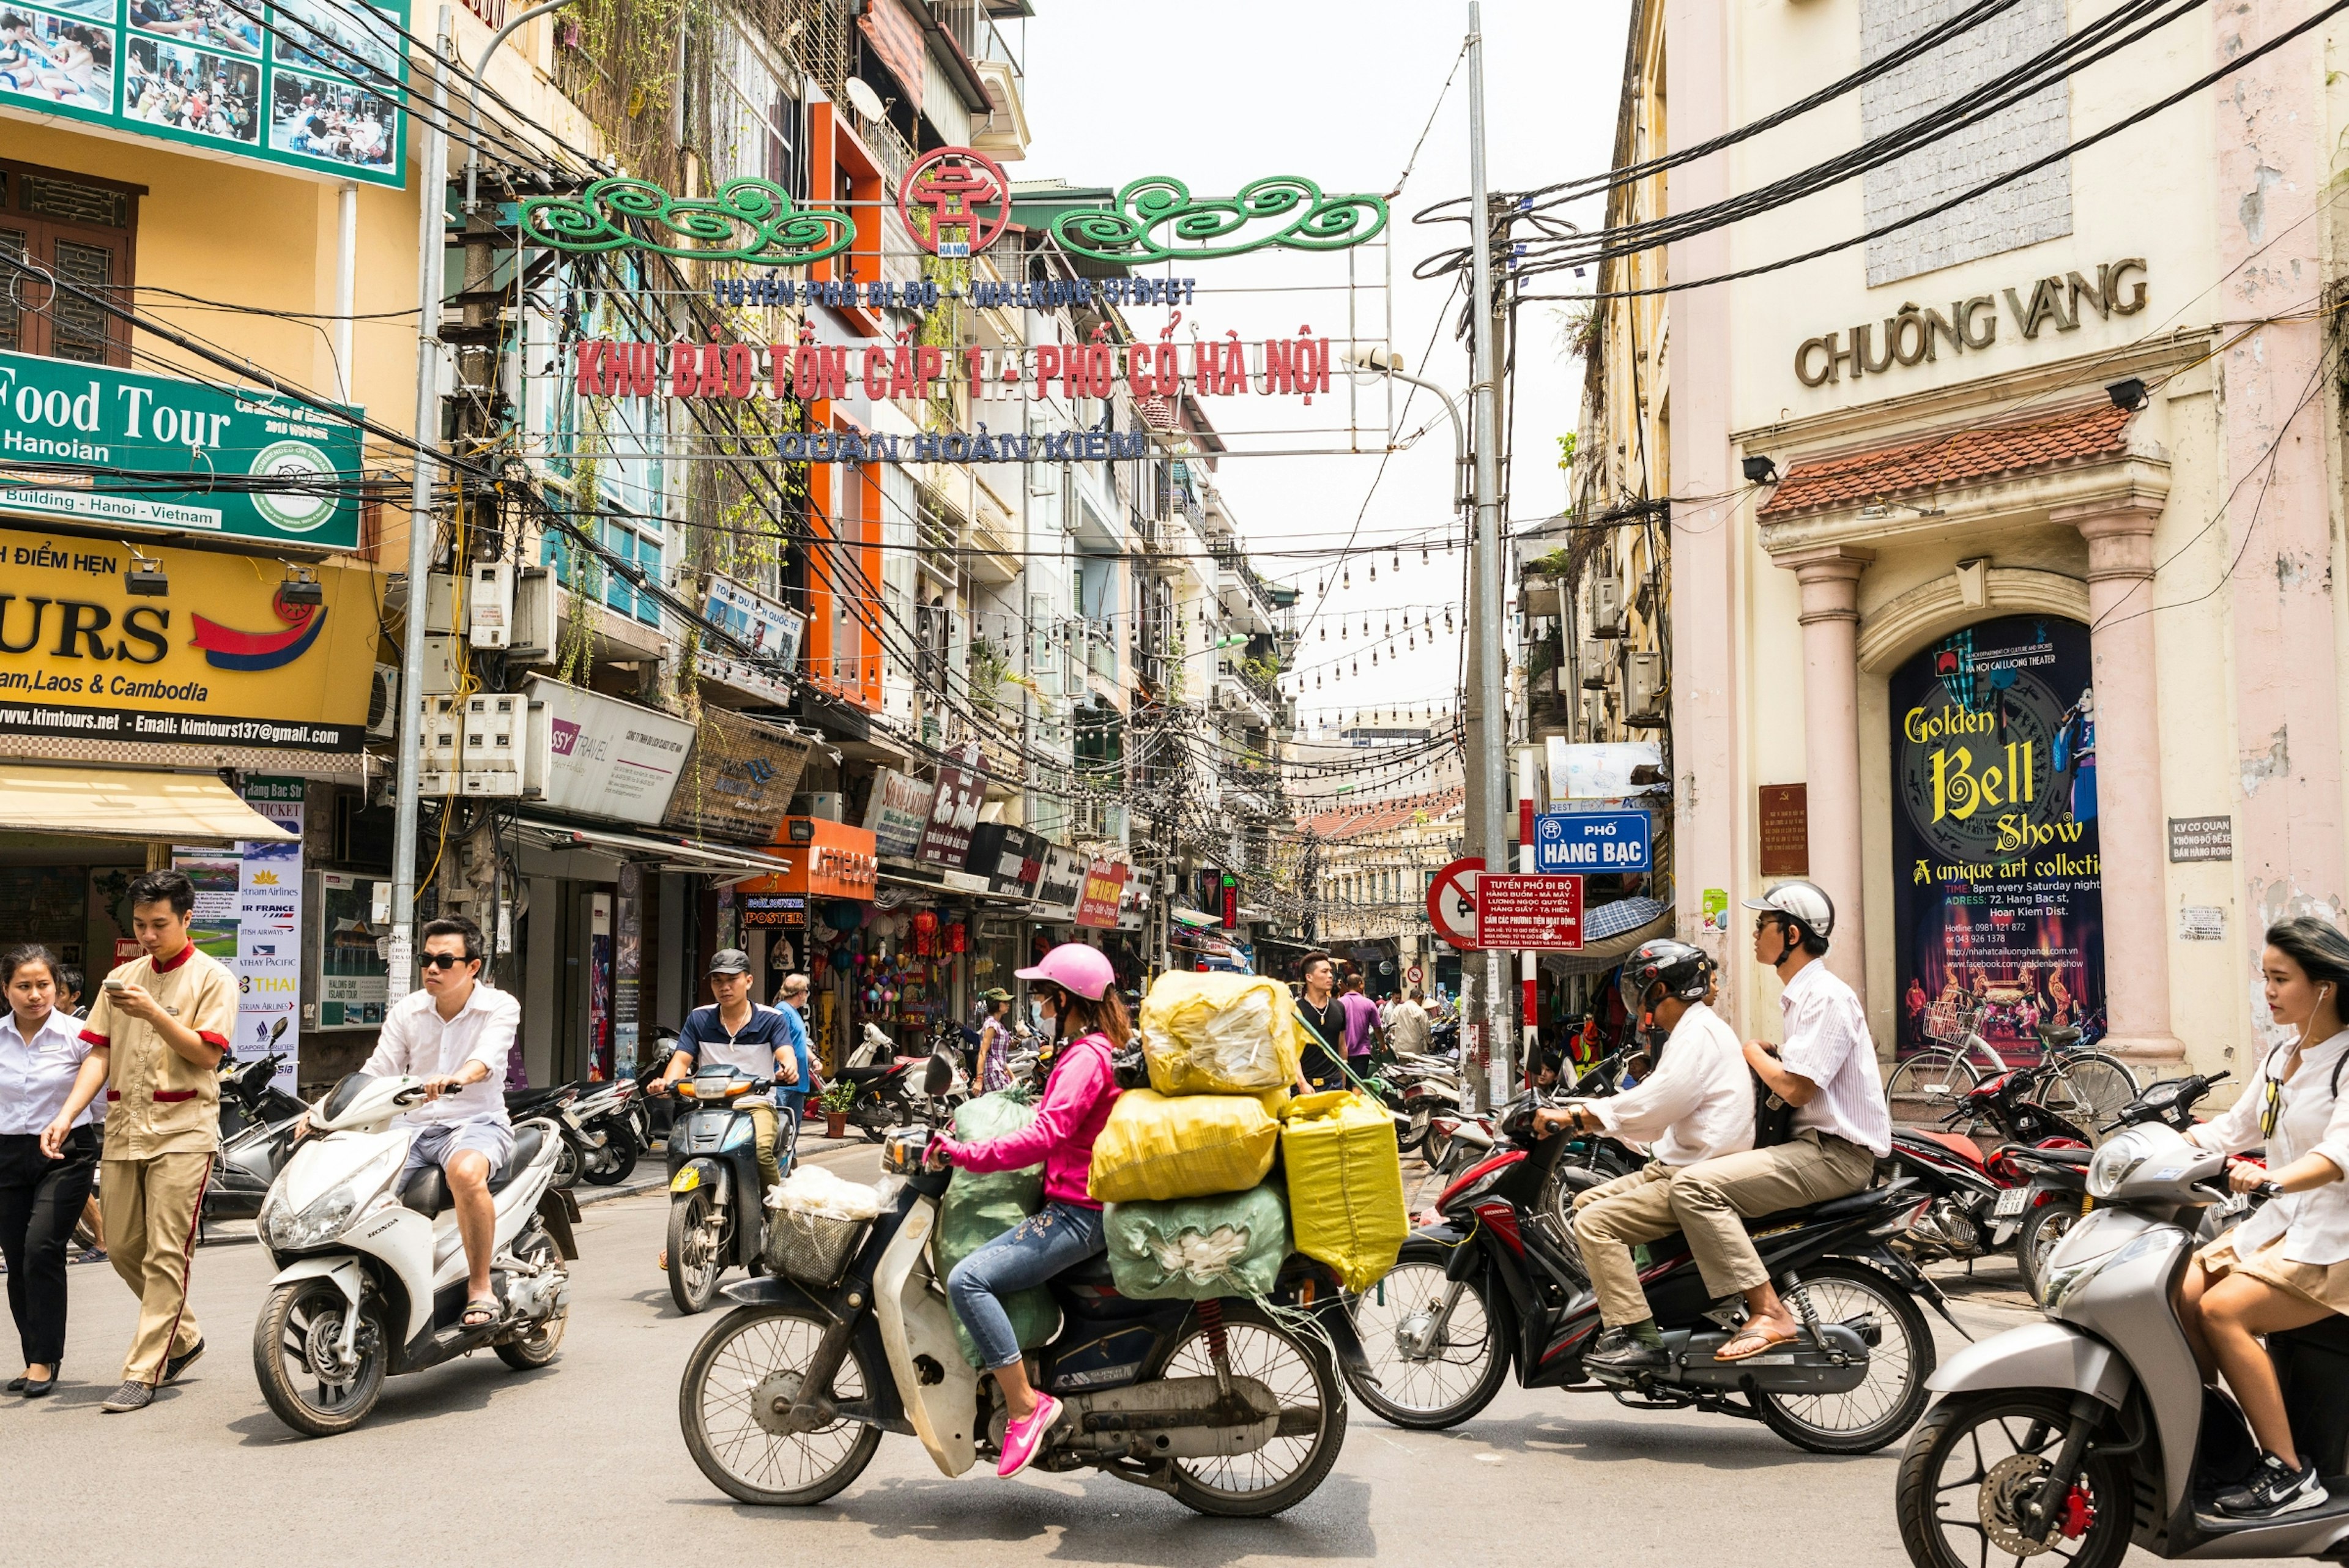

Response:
(1885, 1059), (2095, 1281)
(201, 1051), (306, 1228)
(251, 1074), (577, 1436)
(662, 1065), (796, 1315)
(1349, 1085), (1954, 1454)
(829, 1023), (933, 1143)
(676, 1052), (1360, 1516)
(1894, 1121), (2348, 1565)
(504, 1076), (647, 1188)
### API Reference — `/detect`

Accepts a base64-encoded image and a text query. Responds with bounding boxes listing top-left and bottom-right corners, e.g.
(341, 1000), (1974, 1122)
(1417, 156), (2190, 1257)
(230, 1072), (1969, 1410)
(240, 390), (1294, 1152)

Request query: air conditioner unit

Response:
(1625, 649), (1664, 721)
(1589, 576), (1627, 637)
(366, 663), (401, 739)
(1580, 639), (1614, 690)
(795, 792), (845, 822)
(1581, 693), (1606, 738)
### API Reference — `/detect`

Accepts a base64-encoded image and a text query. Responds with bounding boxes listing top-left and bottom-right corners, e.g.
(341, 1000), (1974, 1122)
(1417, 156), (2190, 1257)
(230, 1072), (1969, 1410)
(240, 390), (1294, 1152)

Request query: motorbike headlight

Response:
(2040, 1226), (2166, 1312)
(2086, 1125), (2183, 1199)
(264, 1180), (362, 1250)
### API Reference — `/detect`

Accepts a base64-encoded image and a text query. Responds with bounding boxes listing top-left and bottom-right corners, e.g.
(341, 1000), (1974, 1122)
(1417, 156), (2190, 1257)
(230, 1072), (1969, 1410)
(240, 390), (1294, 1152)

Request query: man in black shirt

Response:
(1293, 951), (1346, 1090)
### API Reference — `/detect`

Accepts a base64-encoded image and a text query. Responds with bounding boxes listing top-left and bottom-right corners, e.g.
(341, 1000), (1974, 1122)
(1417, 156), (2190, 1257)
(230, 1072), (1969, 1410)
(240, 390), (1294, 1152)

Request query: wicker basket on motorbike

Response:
(1278, 1091), (1408, 1293)
(1138, 972), (1301, 1096)
(935, 1090), (1059, 1368)
(1103, 1183), (1290, 1301)
(763, 1164), (883, 1287)
(1088, 1088), (1282, 1203)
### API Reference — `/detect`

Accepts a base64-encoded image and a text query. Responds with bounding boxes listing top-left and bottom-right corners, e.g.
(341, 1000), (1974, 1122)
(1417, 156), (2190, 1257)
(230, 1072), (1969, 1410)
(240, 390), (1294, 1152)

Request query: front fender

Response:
(670, 1157), (730, 1207)
(1928, 1319), (2131, 1410)
(267, 1253), (365, 1305)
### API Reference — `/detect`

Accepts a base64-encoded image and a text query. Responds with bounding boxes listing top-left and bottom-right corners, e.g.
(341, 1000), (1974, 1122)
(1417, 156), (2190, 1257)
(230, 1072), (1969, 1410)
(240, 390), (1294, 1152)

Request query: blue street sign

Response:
(1534, 810), (1652, 874)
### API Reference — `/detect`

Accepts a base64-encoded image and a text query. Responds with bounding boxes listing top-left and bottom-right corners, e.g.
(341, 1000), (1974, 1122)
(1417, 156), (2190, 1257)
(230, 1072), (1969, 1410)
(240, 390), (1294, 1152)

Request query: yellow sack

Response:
(1088, 1089), (1280, 1204)
(1138, 972), (1301, 1096)
(1278, 1091), (1408, 1292)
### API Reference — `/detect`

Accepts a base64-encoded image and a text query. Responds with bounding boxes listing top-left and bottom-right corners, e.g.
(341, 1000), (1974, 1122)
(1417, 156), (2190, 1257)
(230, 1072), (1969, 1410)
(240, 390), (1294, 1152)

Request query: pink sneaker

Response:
(996, 1392), (1063, 1479)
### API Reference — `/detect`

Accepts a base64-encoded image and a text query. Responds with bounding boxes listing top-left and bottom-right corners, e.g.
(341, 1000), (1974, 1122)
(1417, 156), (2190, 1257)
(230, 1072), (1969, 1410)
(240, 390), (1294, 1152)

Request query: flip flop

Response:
(461, 1296), (499, 1329)
(1715, 1321), (1802, 1362)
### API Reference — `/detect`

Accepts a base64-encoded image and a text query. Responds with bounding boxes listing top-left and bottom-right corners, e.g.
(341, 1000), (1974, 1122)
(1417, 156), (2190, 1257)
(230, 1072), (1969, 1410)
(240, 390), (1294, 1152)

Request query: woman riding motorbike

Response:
(928, 943), (1127, 1479)
(2175, 915), (2349, 1518)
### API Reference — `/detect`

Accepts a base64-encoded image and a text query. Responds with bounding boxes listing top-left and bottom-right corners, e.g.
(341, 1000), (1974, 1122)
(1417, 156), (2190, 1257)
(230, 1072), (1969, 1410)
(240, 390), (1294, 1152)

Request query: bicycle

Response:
(1885, 992), (2140, 1140)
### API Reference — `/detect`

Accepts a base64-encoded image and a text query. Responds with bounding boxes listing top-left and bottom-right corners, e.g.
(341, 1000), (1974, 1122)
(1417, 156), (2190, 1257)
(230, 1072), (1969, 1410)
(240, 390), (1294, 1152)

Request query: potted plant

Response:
(817, 1079), (855, 1140)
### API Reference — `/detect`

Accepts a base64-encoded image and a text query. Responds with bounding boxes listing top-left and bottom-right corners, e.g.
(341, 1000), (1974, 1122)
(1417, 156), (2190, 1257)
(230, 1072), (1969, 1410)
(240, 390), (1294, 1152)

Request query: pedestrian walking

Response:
(1293, 952), (1346, 1091)
(1339, 972), (1382, 1062)
(1387, 987), (1432, 1056)
(78, 869), (236, 1413)
(1, 944), (109, 1397)
(54, 962), (104, 1265)
(974, 987), (1015, 1093)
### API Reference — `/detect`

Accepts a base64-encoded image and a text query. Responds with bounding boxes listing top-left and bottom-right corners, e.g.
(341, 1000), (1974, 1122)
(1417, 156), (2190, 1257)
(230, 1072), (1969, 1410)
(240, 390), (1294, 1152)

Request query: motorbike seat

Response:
(399, 1124), (547, 1216)
(2020, 1146), (2094, 1167)
(834, 1065), (898, 1083)
(1739, 1187), (1887, 1230)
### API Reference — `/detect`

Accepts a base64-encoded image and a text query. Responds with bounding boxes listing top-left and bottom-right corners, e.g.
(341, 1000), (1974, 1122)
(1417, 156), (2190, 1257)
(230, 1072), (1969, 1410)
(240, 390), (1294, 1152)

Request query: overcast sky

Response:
(1016, 0), (1632, 754)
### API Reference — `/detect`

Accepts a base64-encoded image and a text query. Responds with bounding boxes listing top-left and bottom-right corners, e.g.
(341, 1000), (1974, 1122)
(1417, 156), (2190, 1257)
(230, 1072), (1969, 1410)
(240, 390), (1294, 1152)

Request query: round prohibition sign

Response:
(1427, 856), (1483, 949)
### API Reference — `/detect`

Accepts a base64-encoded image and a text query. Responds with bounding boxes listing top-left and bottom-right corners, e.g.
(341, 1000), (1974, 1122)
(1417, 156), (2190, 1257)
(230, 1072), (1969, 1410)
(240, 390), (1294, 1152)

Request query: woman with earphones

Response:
(2174, 916), (2349, 1518)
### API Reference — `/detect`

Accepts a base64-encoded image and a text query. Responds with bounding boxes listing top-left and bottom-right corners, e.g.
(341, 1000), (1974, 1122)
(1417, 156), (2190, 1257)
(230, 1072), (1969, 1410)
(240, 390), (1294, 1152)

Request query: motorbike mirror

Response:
(924, 1050), (956, 1099)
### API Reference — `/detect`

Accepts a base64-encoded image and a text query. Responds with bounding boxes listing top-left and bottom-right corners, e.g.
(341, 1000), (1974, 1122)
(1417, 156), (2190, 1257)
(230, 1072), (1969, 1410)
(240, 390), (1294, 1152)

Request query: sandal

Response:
(461, 1296), (500, 1329)
(1714, 1320), (1802, 1362)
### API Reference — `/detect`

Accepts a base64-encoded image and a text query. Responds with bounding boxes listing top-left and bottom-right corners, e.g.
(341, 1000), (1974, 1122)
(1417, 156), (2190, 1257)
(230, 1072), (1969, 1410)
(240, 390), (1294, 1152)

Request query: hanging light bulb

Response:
(1319, 625), (1327, 641)
(1351, 660), (1358, 675)
(1393, 550), (1401, 572)
(1384, 617), (1392, 635)
(1444, 609), (1454, 630)
(1422, 546), (1430, 565)
(1342, 566), (1351, 589)
(1371, 650), (1379, 666)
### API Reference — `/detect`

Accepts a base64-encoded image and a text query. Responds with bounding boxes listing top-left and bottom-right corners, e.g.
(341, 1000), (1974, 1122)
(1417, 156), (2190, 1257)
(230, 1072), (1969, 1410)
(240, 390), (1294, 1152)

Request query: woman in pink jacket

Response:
(932, 943), (1126, 1477)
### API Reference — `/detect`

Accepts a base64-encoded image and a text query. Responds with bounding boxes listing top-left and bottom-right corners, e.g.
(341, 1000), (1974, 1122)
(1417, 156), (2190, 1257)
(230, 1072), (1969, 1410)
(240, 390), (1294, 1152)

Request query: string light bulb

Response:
(1342, 567), (1351, 589)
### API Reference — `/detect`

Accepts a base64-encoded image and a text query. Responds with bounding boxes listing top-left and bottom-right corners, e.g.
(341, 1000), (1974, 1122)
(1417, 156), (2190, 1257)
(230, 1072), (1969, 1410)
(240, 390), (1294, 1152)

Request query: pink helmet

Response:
(1015, 942), (1116, 1001)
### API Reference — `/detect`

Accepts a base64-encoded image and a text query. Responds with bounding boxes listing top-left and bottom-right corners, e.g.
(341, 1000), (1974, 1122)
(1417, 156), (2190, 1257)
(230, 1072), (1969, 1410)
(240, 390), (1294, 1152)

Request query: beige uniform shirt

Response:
(81, 943), (234, 1159)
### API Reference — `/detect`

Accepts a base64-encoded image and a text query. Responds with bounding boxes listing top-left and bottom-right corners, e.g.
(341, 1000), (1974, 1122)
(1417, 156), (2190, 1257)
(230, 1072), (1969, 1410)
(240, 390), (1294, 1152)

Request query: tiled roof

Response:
(1302, 787), (1465, 841)
(1757, 404), (2132, 518)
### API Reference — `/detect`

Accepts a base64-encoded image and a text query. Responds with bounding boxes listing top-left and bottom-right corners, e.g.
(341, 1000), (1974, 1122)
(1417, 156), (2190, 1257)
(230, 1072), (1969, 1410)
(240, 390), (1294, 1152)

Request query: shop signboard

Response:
(865, 766), (933, 858)
(1544, 738), (1663, 801)
(1075, 858), (1127, 930)
(660, 707), (815, 845)
(742, 893), (807, 928)
(915, 743), (985, 868)
(762, 817), (877, 900)
(1, 351), (366, 548)
(0, 524), (377, 751)
(963, 822), (1044, 897)
(315, 869), (388, 1029)
(1889, 614), (2104, 1064)
(696, 574), (807, 705)
(522, 675), (697, 827)
(1033, 845), (1086, 918)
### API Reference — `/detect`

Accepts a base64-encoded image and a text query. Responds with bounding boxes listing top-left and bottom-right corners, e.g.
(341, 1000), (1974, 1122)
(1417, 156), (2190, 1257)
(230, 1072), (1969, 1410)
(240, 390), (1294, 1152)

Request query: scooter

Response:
(201, 1051), (306, 1228)
(831, 1023), (927, 1143)
(676, 1053), (1362, 1516)
(251, 1074), (578, 1437)
(661, 1065), (795, 1315)
(1351, 1085), (1954, 1455)
(1885, 1060), (2093, 1282)
(1894, 1120), (2349, 1564)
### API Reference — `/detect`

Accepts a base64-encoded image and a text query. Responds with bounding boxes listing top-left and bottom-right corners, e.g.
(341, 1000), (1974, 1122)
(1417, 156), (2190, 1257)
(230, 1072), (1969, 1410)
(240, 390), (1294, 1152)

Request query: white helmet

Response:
(1742, 880), (1835, 950)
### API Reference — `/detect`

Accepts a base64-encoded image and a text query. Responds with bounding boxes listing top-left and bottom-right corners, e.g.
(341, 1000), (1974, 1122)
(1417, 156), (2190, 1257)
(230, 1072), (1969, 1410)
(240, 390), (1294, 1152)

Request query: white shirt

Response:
(2191, 1028), (2349, 1266)
(1589, 1001), (1755, 1166)
(362, 981), (519, 1129)
(0, 1006), (94, 1136)
(1775, 960), (1893, 1158)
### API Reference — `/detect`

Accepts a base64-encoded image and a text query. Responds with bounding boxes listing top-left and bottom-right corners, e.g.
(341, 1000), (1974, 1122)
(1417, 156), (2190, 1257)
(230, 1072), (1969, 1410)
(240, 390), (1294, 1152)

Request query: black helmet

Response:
(1617, 938), (1715, 1022)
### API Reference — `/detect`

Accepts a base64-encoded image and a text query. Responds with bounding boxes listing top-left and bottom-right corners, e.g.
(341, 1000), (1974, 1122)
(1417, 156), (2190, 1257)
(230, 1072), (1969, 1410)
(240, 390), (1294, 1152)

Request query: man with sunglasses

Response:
(355, 915), (521, 1329)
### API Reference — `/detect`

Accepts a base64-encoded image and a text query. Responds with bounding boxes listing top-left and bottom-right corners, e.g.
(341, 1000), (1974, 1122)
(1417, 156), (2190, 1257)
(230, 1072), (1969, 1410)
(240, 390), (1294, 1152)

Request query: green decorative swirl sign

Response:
(1048, 176), (1389, 264)
(519, 177), (856, 266)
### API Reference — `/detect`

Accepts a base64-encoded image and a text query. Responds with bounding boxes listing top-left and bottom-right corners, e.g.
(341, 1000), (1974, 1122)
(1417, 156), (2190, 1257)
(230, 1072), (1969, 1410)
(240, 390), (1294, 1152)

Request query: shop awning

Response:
(1170, 907), (1220, 929)
(875, 866), (1033, 906)
(0, 766), (297, 843)
(512, 817), (794, 879)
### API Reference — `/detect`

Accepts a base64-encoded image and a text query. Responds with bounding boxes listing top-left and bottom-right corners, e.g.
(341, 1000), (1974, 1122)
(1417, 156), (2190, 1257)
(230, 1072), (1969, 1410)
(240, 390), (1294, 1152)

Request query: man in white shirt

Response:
(358, 915), (521, 1326)
(1668, 881), (1891, 1361)
(1532, 939), (1754, 1371)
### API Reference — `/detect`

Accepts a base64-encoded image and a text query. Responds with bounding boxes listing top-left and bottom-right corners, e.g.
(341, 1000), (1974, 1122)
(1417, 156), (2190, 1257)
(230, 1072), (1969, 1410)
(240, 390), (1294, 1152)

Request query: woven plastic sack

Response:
(1138, 972), (1301, 1096)
(934, 1091), (1058, 1369)
(1088, 1088), (1279, 1204)
(1104, 1183), (1290, 1301)
(1278, 1091), (1407, 1292)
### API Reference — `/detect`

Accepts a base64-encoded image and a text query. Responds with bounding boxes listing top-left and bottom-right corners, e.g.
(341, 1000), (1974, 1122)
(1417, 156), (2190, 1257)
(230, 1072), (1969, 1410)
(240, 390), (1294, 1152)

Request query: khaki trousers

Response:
(1666, 1132), (1877, 1301)
(102, 1151), (210, 1385)
(748, 1102), (784, 1195)
(1570, 1164), (1685, 1328)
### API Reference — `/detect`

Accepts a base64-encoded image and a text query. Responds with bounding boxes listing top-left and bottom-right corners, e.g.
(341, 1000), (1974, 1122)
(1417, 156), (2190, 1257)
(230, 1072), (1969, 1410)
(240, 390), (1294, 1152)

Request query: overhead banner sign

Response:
(1477, 874), (1584, 951)
(915, 743), (985, 869)
(522, 675), (697, 827)
(0, 349), (365, 548)
(696, 574), (806, 706)
(661, 707), (814, 846)
(0, 0), (409, 187)
(0, 525), (377, 751)
(864, 766), (933, 859)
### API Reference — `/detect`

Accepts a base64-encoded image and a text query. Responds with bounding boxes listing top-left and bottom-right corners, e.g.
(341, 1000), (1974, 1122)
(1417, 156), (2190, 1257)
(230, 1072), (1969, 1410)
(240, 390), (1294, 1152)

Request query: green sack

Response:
(935, 1091), (1059, 1368)
(1103, 1182), (1290, 1302)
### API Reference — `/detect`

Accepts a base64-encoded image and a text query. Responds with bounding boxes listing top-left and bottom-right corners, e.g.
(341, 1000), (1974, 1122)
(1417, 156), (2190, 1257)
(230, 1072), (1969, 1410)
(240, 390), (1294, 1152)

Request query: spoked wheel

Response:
(1400, 1105), (1430, 1154)
(1346, 1248), (1508, 1430)
(1145, 1300), (1346, 1517)
(251, 1276), (389, 1437)
(552, 1138), (582, 1188)
(1754, 1260), (1936, 1454)
(678, 1304), (882, 1506)
(667, 1193), (726, 1315)
(1887, 1050), (1981, 1125)
(2029, 1056), (2139, 1142)
(1896, 1391), (2132, 1568)
(495, 1225), (570, 1370)
(2013, 1198), (2085, 1301)
(1422, 1123), (1455, 1173)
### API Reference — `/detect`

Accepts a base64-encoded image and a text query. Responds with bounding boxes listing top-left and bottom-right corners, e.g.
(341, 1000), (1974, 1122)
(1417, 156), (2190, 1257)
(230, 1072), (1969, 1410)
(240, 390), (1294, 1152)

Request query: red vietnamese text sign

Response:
(1475, 874), (1585, 951)
(1075, 860), (1129, 930)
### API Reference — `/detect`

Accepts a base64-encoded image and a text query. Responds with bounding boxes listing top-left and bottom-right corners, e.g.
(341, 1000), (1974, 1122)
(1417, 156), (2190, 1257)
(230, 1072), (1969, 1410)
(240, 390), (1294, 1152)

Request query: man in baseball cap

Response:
(650, 949), (809, 1197)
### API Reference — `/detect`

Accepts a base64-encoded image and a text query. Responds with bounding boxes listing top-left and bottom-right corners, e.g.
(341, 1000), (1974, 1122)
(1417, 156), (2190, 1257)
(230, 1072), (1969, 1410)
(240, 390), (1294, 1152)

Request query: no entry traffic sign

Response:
(1477, 873), (1585, 950)
(1427, 856), (1482, 949)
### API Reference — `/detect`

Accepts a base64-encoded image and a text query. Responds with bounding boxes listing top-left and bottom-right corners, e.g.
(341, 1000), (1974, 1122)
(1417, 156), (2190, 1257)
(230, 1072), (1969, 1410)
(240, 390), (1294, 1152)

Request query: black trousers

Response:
(0, 1126), (99, 1367)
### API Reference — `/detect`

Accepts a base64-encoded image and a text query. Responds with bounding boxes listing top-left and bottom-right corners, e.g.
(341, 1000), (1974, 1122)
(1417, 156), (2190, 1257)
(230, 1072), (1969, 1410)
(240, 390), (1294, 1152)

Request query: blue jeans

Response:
(946, 1201), (1104, 1371)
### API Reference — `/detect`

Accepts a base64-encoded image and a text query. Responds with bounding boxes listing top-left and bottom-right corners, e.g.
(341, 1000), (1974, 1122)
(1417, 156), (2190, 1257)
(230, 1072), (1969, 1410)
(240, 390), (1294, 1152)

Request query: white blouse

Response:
(2191, 1028), (2349, 1266)
(0, 1007), (97, 1137)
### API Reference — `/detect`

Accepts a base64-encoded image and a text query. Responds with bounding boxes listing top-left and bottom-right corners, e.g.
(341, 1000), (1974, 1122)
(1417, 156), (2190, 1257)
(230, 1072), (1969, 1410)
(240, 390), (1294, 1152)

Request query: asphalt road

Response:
(3, 1146), (2298, 1568)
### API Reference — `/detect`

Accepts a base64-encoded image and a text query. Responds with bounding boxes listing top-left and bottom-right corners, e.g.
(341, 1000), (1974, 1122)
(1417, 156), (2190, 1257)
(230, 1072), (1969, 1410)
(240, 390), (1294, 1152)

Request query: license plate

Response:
(1995, 1187), (2029, 1217)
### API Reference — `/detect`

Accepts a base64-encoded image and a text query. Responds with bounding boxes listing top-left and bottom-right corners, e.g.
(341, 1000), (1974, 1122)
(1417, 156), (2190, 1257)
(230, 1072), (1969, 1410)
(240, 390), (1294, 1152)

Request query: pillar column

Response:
(2057, 500), (2183, 1068)
(1778, 545), (1873, 1005)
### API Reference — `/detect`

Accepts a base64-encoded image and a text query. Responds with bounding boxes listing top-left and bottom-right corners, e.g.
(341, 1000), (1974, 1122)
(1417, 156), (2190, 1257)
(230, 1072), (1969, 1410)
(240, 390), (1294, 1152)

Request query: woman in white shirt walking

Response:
(2176, 917), (2349, 1518)
(0, 944), (111, 1397)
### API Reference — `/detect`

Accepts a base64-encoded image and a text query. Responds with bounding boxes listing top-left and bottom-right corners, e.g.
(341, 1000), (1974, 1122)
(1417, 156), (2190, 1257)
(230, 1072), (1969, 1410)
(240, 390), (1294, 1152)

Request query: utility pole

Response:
(1465, 1), (1513, 1109)
(389, 5), (455, 1002)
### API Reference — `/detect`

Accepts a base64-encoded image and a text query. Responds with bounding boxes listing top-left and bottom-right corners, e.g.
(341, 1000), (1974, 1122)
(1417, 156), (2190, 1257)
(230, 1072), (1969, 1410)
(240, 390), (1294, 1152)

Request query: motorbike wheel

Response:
(1754, 1260), (1937, 1455)
(252, 1276), (389, 1438)
(552, 1138), (582, 1189)
(1400, 1105), (1429, 1154)
(1895, 1391), (2132, 1568)
(1146, 1299), (1347, 1517)
(667, 1193), (726, 1315)
(678, 1303), (882, 1506)
(1346, 1248), (1508, 1430)
(581, 1125), (639, 1186)
(494, 1226), (569, 1370)
(2013, 1198), (2086, 1301)
(1421, 1123), (1454, 1172)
